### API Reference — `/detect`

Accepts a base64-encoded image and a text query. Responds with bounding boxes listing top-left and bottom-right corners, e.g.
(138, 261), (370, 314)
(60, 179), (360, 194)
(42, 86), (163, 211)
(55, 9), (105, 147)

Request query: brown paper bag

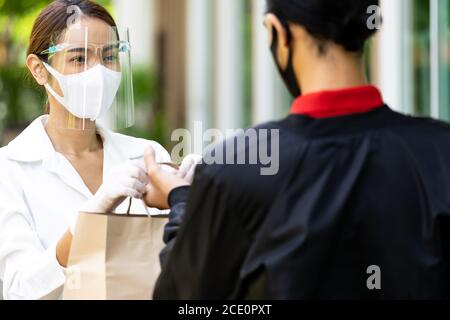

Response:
(63, 199), (168, 300)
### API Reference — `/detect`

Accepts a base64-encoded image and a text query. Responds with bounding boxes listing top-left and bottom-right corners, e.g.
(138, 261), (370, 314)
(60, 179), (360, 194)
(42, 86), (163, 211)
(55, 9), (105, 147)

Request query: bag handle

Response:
(126, 197), (132, 215)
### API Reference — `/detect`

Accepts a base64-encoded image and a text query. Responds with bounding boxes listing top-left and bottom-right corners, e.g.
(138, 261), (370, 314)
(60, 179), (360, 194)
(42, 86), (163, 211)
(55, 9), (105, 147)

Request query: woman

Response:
(0, 0), (170, 299)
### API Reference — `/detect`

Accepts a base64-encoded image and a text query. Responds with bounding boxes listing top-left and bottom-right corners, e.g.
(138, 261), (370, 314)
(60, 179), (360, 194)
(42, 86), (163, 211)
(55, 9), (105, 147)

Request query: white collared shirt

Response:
(0, 116), (171, 300)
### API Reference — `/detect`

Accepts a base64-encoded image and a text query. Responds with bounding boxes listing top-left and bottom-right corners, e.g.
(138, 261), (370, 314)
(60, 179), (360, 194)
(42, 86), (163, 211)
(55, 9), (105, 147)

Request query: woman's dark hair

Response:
(27, 0), (116, 62)
(266, 0), (381, 53)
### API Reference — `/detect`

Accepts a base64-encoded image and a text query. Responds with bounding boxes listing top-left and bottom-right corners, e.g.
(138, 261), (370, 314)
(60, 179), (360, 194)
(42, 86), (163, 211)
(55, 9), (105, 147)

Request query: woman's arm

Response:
(56, 230), (73, 268)
(0, 163), (66, 300)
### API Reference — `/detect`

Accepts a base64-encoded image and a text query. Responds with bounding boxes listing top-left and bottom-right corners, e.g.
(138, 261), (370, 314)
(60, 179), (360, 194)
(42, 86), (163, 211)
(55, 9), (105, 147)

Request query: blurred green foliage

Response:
(119, 67), (168, 147)
(0, 0), (111, 15)
(0, 67), (45, 130)
(0, 0), (50, 142)
(0, 0), (47, 15)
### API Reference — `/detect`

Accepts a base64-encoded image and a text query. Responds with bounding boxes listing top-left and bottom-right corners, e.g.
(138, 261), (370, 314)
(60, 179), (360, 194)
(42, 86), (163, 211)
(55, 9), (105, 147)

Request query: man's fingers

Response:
(144, 146), (159, 176)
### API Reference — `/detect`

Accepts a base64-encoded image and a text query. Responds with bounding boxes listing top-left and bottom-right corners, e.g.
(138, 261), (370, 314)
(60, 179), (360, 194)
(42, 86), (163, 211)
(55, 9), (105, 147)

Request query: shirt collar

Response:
(290, 85), (384, 118)
(6, 116), (55, 163)
(5, 115), (146, 163)
(5, 116), (150, 200)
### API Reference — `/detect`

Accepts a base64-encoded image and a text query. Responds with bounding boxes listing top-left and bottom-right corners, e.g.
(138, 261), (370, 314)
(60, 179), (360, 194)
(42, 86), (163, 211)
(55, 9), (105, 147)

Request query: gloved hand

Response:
(176, 154), (202, 184)
(70, 160), (148, 234)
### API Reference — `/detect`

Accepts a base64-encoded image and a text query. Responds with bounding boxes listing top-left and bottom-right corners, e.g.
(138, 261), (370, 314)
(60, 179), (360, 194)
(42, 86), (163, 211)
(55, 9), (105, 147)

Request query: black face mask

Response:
(270, 25), (301, 98)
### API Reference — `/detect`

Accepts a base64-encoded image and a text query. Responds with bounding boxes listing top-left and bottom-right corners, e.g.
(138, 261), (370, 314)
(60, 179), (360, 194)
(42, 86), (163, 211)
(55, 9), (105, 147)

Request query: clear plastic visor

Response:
(41, 24), (134, 131)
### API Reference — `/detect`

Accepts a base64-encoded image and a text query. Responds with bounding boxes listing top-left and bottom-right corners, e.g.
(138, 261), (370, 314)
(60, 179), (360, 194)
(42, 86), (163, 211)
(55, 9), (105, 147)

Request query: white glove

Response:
(176, 154), (202, 184)
(70, 160), (148, 234)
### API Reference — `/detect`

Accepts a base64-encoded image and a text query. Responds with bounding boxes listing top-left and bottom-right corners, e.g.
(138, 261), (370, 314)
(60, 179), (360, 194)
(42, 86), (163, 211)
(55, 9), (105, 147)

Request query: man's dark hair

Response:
(266, 0), (381, 53)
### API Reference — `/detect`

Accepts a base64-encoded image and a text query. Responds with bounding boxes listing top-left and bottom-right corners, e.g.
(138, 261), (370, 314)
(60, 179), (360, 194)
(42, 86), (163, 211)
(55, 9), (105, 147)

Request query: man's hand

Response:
(144, 146), (191, 210)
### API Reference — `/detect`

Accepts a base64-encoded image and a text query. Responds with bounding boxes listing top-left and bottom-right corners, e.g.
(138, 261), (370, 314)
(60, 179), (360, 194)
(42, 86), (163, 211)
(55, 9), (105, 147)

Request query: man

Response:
(144, 0), (450, 299)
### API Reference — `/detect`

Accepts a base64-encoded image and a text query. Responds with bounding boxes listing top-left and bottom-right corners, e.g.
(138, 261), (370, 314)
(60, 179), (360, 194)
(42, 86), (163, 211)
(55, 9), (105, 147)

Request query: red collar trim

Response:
(290, 85), (384, 118)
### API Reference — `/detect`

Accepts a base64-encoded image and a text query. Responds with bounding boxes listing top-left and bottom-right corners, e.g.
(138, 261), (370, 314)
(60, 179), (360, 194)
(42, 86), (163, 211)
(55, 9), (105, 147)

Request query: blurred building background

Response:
(0, 0), (449, 151)
(0, 0), (448, 301)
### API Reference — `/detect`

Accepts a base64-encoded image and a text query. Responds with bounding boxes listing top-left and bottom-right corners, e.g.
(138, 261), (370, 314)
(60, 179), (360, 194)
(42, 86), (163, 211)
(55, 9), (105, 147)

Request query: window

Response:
(412, 0), (449, 119)
(378, 0), (449, 120)
(433, 0), (450, 120)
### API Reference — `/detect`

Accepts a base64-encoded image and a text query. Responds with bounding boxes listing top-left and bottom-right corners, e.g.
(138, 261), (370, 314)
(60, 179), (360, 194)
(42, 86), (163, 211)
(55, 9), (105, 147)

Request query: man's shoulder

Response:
(388, 112), (450, 145)
(194, 119), (294, 193)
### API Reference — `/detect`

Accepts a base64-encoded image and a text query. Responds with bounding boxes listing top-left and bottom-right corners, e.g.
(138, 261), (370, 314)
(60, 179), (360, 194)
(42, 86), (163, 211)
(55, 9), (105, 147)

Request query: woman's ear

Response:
(264, 13), (290, 69)
(26, 54), (48, 86)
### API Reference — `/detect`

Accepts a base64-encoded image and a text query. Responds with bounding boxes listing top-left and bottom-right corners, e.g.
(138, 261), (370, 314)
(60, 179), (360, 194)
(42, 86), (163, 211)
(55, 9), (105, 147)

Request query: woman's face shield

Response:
(41, 23), (134, 131)
(45, 41), (128, 74)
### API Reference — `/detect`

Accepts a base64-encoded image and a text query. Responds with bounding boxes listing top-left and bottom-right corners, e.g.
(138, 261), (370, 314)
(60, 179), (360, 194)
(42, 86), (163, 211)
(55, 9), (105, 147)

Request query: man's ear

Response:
(264, 13), (290, 69)
(26, 54), (48, 86)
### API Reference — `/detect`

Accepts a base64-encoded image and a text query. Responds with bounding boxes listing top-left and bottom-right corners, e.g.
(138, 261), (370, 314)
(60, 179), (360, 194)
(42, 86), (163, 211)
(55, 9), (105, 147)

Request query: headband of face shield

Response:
(41, 26), (135, 130)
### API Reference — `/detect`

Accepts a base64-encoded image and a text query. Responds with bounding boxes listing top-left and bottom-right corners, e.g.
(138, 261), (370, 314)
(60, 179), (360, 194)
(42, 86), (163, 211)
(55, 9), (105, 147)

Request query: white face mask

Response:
(43, 62), (122, 121)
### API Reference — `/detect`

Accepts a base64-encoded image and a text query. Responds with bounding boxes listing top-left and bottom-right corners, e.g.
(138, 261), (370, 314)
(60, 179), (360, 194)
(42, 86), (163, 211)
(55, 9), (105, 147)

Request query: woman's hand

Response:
(63, 162), (148, 265)
(78, 160), (148, 215)
(143, 147), (201, 210)
(176, 154), (203, 184)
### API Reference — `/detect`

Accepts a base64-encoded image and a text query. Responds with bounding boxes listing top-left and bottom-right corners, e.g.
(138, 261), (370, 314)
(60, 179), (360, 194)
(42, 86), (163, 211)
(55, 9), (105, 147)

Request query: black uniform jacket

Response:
(154, 103), (450, 299)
